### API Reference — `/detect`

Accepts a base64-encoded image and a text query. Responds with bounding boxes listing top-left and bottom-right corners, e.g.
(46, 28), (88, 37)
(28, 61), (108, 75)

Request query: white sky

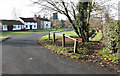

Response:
(0, 0), (66, 20)
(0, 0), (34, 19)
(0, 0), (119, 20)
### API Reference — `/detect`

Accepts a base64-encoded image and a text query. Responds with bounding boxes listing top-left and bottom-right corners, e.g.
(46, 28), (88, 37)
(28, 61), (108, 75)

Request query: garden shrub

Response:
(103, 22), (120, 55)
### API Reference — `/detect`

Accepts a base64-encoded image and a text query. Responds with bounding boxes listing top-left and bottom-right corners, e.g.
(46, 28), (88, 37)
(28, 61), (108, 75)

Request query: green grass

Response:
(91, 30), (102, 41)
(0, 36), (9, 40)
(39, 30), (120, 62)
(2, 31), (39, 36)
(0, 32), (9, 40)
(41, 29), (94, 39)
(31, 28), (63, 32)
(1, 28), (63, 37)
(40, 31), (77, 41)
(39, 31), (83, 59)
(59, 31), (77, 36)
(98, 48), (119, 62)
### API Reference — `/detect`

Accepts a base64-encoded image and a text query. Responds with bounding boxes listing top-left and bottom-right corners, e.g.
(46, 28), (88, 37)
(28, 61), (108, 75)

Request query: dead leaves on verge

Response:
(39, 38), (119, 72)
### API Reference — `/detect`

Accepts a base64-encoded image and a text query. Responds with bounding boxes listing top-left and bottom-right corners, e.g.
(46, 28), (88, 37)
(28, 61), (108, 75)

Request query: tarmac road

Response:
(2, 33), (115, 74)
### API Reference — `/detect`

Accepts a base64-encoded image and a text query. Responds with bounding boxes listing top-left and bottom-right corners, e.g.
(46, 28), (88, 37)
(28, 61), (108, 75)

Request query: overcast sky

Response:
(0, 0), (67, 20)
(0, 0), (119, 20)
(0, 0), (32, 19)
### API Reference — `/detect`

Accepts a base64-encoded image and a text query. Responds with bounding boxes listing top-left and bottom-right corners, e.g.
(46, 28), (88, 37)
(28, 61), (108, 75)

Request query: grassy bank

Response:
(91, 30), (102, 41)
(39, 31), (119, 71)
(39, 32), (82, 59)
(39, 31), (119, 62)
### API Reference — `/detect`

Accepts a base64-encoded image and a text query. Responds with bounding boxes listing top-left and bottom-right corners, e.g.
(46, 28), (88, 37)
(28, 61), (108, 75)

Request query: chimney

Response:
(43, 16), (46, 19)
(33, 14), (37, 21)
(38, 15), (41, 18)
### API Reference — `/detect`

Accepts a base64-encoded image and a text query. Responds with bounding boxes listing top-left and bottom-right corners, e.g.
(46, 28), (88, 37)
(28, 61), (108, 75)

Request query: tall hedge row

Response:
(103, 22), (120, 55)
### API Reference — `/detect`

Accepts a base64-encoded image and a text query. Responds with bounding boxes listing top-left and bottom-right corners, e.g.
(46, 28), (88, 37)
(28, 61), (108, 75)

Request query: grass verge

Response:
(0, 36), (10, 41)
(31, 28), (63, 32)
(39, 31), (119, 71)
(1, 28), (63, 37)
(91, 30), (102, 41)
(98, 48), (119, 62)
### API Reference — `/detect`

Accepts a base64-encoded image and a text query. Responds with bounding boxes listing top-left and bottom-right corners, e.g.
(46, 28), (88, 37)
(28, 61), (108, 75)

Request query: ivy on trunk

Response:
(75, 2), (90, 43)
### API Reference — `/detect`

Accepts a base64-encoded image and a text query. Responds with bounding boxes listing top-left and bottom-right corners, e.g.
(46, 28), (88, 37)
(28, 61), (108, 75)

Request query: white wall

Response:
(13, 25), (22, 31)
(2, 25), (7, 31)
(21, 25), (24, 29)
(24, 22), (37, 30)
(2, 25), (23, 31)
(44, 21), (51, 29)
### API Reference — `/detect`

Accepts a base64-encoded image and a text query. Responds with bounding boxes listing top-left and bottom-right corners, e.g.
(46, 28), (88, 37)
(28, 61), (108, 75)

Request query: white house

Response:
(0, 20), (24, 31)
(20, 15), (51, 30)
(44, 21), (51, 29)
(20, 17), (37, 30)
(36, 17), (51, 29)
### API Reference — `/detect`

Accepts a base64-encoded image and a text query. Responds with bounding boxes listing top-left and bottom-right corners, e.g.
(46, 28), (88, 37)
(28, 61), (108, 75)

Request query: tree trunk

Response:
(79, 27), (86, 43)
(65, 14), (81, 38)
(86, 2), (92, 42)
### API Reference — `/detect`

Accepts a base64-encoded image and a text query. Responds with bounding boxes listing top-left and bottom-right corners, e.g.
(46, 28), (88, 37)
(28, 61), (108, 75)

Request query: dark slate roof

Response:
(37, 17), (50, 21)
(0, 20), (24, 25)
(20, 17), (36, 22)
(20, 17), (50, 22)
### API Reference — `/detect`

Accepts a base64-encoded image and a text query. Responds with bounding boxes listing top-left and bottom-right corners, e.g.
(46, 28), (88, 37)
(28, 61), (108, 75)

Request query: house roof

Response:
(37, 17), (50, 21)
(20, 17), (50, 22)
(20, 17), (37, 22)
(0, 20), (24, 25)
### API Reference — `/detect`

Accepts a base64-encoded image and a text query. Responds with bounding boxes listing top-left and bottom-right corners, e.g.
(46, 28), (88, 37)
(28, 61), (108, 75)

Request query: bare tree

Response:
(64, 19), (72, 28)
(89, 17), (102, 30)
(31, 0), (95, 42)
(93, 0), (119, 22)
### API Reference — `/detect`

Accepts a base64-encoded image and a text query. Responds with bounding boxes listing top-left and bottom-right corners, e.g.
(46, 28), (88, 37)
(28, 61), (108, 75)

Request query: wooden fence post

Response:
(48, 31), (50, 40)
(74, 39), (78, 53)
(53, 32), (55, 43)
(62, 34), (65, 47)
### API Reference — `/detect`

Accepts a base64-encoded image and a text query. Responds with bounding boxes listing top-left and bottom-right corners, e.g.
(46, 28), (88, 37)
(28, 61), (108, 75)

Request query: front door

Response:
(7, 25), (13, 31)
(30, 25), (32, 30)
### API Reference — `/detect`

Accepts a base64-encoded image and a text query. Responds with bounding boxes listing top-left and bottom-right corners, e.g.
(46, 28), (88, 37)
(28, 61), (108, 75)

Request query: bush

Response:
(89, 29), (96, 37)
(103, 22), (120, 54)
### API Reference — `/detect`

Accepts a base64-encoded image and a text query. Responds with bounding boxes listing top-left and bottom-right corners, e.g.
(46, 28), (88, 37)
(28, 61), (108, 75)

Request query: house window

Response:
(34, 25), (36, 28)
(18, 25), (20, 28)
(46, 24), (48, 26)
(46, 24), (48, 28)
(4, 25), (7, 29)
(26, 25), (28, 28)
